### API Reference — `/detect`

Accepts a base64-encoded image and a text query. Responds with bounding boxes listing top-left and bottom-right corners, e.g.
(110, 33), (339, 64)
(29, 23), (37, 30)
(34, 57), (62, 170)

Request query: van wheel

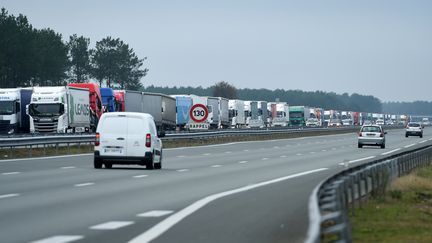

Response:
(155, 150), (162, 169)
(147, 153), (154, 170)
(94, 158), (103, 169)
(104, 162), (112, 169)
(420, 134), (423, 138)
(358, 143), (362, 148)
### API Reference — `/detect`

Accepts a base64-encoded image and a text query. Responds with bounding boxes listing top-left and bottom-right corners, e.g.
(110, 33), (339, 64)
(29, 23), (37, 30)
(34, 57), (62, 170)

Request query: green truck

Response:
(289, 106), (310, 126)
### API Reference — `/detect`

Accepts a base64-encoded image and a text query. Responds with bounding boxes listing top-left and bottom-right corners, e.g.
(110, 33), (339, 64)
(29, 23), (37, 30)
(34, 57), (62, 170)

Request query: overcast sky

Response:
(2, 0), (432, 102)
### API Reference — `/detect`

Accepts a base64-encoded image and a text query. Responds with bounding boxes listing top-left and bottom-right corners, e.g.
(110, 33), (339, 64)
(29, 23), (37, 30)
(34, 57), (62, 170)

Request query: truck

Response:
(114, 90), (125, 111)
(269, 102), (289, 127)
(218, 97), (230, 128)
(306, 108), (322, 127)
(324, 110), (342, 127)
(229, 99), (245, 128)
(68, 83), (103, 131)
(100, 88), (116, 112)
(341, 111), (354, 126)
(207, 97), (219, 129)
(0, 88), (32, 134)
(28, 86), (90, 133)
(172, 95), (192, 130)
(257, 101), (269, 127)
(248, 101), (265, 128)
(124, 91), (176, 131)
(243, 101), (252, 127)
(289, 106), (309, 126)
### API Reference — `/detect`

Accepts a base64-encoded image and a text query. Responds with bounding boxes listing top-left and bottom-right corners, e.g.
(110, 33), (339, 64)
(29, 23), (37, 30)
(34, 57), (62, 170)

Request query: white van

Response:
(94, 112), (164, 169)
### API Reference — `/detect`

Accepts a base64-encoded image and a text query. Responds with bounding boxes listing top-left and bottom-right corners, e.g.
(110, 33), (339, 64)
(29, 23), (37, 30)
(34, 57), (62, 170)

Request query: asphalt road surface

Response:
(1, 128), (431, 243)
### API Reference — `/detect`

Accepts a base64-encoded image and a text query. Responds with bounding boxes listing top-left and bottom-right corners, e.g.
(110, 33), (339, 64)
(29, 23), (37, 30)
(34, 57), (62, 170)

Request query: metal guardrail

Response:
(306, 144), (432, 243)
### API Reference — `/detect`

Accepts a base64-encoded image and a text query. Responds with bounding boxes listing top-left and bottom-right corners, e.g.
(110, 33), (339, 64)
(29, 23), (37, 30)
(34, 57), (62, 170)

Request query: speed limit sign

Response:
(189, 104), (209, 123)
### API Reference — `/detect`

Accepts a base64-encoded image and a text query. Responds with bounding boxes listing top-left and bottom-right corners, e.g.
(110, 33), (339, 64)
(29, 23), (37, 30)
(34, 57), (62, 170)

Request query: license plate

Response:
(366, 133), (375, 136)
(104, 148), (122, 154)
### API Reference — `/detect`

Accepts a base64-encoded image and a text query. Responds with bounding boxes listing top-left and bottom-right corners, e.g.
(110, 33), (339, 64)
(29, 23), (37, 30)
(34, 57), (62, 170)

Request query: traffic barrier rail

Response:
(305, 143), (432, 243)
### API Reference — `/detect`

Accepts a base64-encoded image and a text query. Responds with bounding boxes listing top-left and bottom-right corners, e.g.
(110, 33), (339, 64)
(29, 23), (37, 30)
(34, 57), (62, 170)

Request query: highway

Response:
(1, 127), (431, 243)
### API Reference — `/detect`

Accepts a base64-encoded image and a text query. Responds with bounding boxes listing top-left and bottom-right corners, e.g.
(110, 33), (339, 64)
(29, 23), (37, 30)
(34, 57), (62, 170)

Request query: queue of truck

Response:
(0, 84), (417, 135)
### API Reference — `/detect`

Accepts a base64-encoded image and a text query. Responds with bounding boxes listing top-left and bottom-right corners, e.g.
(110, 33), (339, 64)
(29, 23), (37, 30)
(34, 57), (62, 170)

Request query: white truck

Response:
(0, 88), (32, 134)
(229, 99), (245, 128)
(219, 97), (230, 128)
(248, 101), (265, 128)
(269, 102), (289, 127)
(28, 86), (90, 133)
(341, 111), (354, 126)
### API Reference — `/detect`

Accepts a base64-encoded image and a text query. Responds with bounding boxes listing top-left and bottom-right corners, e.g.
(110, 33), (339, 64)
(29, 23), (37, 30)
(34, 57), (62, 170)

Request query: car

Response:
(94, 112), (164, 169)
(306, 118), (320, 127)
(405, 122), (423, 138)
(358, 125), (386, 148)
(375, 119), (385, 125)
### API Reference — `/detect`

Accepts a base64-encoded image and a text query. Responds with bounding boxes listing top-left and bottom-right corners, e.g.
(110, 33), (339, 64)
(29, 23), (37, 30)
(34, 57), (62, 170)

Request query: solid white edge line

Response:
(404, 143), (416, 148)
(381, 148), (401, 155)
(238, 161), (248, 164)
(90, 221), (134, 230)
(0, 153), (92, 163)
(30, 235), (84, 243)
(2, 172), (21, 175)
(211, 165), (222, 168)
(133, 175), (148, 178)
(128, 168), (328, 243)
(0, 193), (20, 199)
(61, 166), (76, 169)
(339, 156), (376, 165)
(177, 169), (189, 172)
(419, 140), (428, 144)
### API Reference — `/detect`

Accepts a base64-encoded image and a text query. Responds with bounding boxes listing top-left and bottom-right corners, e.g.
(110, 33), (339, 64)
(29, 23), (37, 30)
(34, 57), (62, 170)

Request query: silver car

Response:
(358, 125), (386, 148)
(405, 122), (423, 138)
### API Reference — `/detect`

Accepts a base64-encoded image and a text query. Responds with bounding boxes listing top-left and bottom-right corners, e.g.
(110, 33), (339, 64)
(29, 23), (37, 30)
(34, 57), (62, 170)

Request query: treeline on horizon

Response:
(143, 85), (432, 116)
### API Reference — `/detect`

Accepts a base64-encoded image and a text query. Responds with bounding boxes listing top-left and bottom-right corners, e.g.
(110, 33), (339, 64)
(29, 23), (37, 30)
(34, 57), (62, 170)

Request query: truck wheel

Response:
(420, 134), (423, 138)
(104, 162), (112, 169)
(358, 143), (362, 148)
(381, 143), (385, 149)
(94, 158), (103, 169)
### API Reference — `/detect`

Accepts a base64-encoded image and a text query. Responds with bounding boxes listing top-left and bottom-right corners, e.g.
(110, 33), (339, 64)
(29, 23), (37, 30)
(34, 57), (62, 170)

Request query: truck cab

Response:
(0, 88), (32, 134)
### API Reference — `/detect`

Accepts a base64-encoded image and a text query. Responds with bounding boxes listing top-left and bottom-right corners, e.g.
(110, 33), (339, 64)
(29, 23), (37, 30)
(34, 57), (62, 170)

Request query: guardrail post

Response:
(29, 145), (32, 158)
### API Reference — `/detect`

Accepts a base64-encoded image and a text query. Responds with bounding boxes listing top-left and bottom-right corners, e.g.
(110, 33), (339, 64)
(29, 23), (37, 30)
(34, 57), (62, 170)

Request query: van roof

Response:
(101, 112), (154, 120)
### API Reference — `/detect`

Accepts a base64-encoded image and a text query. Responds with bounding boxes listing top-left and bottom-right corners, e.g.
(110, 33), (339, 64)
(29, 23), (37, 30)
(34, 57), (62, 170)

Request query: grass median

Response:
(351, 166), (432, 242)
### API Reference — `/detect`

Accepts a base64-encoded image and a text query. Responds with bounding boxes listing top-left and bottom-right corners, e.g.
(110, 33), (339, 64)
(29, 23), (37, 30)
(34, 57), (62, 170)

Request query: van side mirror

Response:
(158, 130), (166, 138)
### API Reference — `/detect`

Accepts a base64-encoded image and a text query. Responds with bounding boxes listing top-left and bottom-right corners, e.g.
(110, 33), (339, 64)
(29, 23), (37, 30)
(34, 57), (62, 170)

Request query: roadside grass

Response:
(351, 166), (432, 243)
(0, 128), (356, 159)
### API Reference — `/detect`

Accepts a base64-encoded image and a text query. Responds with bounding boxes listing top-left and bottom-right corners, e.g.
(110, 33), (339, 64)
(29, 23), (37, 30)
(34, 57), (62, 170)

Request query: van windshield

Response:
(0, 101), (15, 115)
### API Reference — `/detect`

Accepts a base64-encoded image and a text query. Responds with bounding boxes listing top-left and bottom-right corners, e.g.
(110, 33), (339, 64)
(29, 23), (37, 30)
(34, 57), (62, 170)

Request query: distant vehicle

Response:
(28, 86), (90, 133)
(100, 88), (116, 112)
(422, 118), (430, 126)
(341, 111), (353, 126)
(229, 99), (245, 128)
(269, 102), (289, 127)
(248, 101), (265, 128)
(358, 125), (386, 149)
(114, 90), (125, 112)
(289, 106), (309, 126)
(94, 112), (164, 169)
(0, 88), (32, 134)
(406, 122), (423, 138)
(306, 118), (320, 127)
(376, 119), (385, 126)
(68, 83), (103, 132)
(218, 97), (230, 128)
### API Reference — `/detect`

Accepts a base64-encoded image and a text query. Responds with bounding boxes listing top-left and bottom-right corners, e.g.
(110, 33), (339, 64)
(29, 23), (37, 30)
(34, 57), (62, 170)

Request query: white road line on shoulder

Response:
(238, 161), (248, 164)
(176, 155), (185, 158)
(0, 193), (20, 199)
(2, 172), (21, 175)
(262, 158), (269, 160)
(381, 148), (401, 155)
(404, 143), (416, 148)
(339, 156), (376, 165)
(128, 168), (329, 243)
(133, 175), (148, 179)
(202, 153), (211, 156)
(90, 221), (134, 230)
(280, 155), (287, 158)
(429, 138), (432, 141)
(137, 210), (174, 218)
(296, 153), (303, 156)
(30, 235), (84, 243)
(321, 149), (327, 152)
(177, 169), (189, 172)
(419, 140), (428, 144)
(74, 183), (94, 187)
(0, 153), (92, 163)
(61, 166), (76, 169)
(211, 165), (222, 168)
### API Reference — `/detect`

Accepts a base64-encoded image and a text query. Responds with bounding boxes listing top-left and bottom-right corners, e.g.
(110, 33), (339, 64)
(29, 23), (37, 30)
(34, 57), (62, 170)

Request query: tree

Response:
(211, 81), (237, 99)
(68, 34), (91, 83)
(91, 36), (148, 89)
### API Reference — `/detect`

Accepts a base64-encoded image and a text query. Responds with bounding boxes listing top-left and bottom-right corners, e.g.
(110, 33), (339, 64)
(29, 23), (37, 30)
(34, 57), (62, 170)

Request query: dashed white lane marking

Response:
(133, 175), (148, 179)
(339, 156), (376, 165)
(419, 140), (428, 144)
(137, 210), (174, 217)
(74, 183), (94, 187)
(331, 148), (337, 150)
(296, 153), (303, 156)
(2, 172), (21, 175)
(176, 155), (185, 158)
(404, 143), (416, 148)
(429, 138), (432, 141)
(177, 169), (189, 172)
(273, 146), (279, 149)
(381, 148), (401, 155)
(321, 149), (327, 152)
(243, 149), (249, 152)
(202, 153), (211, 156)
(0, 193), (20, 199)
(211, 165), (222, 168)
(262, 158), (269, 160)
(309, 152), (316, 154)
(225, 151), (232, 154)
(31, 235), (84, 243)
(128, 168), (329, 243)
(280, 155), (287, 158)
(61, 166), (76, 169)
(238, 161), (248, 164)
(90, 221), (134, 230)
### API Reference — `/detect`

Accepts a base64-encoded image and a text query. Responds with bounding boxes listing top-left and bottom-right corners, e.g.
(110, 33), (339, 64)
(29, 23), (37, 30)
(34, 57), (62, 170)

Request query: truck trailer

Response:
(229, 99), (245, 128)
(28, 86), (90, 133)
(0, 88), (32, 134)
(68, 83), (103, 131)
